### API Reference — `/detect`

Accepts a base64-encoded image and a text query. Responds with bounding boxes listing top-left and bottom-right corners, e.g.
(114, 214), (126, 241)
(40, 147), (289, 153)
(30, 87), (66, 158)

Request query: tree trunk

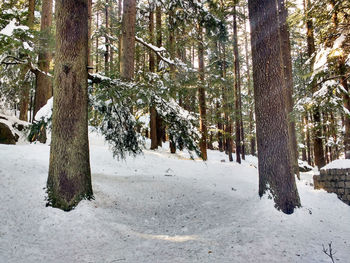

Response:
(149, 9), (158, 150)
(277, 0), (300, 179)
(248, 0), (301, 214)
(233, 5), (242, 164)
(243, 5), (256, 156)
(19, 0), (35, 121)
(120, 0), (136, 80)
(34, 0), (53, 117)
(88, 0), (92, 72)
(104, 0), (110, 74)
(304, 0), (325, 169)
(156, 6), (164, 147)
(96, 12), (99, 73)
(198, 24), (207, 161)
(48, 0), (93, 211)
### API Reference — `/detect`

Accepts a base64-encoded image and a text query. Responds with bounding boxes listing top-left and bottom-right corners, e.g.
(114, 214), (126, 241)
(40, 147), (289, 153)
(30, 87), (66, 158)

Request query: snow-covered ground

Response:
(1, 131), (350, 263)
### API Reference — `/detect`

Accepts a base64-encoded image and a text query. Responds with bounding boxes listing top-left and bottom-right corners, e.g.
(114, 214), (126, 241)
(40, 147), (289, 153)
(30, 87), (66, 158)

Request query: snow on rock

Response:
(321, 159), (350, 170)
(0, 130), (350, 262)
(34, 97), (53, 122)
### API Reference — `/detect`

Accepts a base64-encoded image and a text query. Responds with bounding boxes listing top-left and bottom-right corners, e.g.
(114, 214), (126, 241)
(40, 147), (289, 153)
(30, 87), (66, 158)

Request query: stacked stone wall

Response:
(313, 168), (350, 205)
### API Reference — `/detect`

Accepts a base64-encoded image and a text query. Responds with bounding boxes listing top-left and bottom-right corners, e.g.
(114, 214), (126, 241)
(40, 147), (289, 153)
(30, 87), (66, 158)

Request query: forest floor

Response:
(0, 131), (350, 263)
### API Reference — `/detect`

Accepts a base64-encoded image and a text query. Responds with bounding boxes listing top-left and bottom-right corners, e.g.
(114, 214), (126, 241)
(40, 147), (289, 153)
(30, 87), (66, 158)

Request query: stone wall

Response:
(313, 169), (350, 205)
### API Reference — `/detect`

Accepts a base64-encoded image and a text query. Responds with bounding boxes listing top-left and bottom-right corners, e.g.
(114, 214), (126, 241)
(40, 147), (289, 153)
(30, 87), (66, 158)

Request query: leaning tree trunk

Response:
(19, 0), (35, 121)
(34, 0), (53, 117)
(304, 0), (325, 169)
(248, 0), (301, 214)
(47, 0), (93, 211)
(120, 0), (136, 80)
(277, 0), (300, 179)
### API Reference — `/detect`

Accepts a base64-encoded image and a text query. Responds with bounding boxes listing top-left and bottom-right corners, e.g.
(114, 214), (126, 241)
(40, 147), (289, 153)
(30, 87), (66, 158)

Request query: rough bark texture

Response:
(19, 0), (35, 121)
(34, 0), (53, 117)
(233, 5), (242, 164)
(277, 0), (300, 179)
(48, 0), (93, 211)
(248, 0), (301, 214)
(120, 0), (136, 80)
(304, 0), (325, 169)
(198, 25), (207, 161)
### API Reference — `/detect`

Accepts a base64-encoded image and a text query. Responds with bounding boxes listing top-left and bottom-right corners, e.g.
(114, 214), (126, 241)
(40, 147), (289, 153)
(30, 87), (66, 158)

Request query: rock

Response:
(0, 122), (18, 144)
(299, 164), (312, 172)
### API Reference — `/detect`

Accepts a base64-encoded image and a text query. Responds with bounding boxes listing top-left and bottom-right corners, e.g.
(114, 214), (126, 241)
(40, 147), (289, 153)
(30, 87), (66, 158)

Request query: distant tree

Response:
(248, 0), (301, 214)
(34, 0), (53, 116)
(47, 0), (93, 211)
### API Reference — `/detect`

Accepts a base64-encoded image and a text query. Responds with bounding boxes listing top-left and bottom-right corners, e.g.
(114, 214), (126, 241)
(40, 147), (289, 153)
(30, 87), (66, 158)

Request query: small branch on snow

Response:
(322, 242), (336, 263)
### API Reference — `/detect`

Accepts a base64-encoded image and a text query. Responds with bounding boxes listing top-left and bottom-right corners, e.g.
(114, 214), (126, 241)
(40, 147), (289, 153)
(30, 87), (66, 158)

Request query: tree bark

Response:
(149, 8), (158, 150)
(198, 24), (208, 161)
(19, 0), (35, 121)
(248, 0), (301, 214)
(104, 0), (110, 74)
(48, 0), (93, 211)
(34, 0), (53, 117)
(277, 0), (300, 179)
(304, 0), (325, 169)
(120, 0), (136, 80)
(233, 5), (242, 163)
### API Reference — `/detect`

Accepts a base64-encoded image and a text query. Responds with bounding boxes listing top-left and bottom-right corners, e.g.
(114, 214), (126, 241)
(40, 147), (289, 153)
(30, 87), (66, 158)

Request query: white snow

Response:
(0, 19), (29, 37)
(321, 159), (350, 170)
(34, 97), (53, 122)
(0, 131), (350, 262)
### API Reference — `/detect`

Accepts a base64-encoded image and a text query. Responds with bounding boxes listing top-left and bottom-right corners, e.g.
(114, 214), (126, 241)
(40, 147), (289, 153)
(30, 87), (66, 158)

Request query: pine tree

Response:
(248, 0), (301, 214)
(47, 0), (93, 211)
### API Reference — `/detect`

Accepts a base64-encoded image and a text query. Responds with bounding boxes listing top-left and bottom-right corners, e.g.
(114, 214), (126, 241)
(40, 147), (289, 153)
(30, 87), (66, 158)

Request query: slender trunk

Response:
(88, 0), (92, 71)
(48, 0), (93, 211)
(277, 0), (300, 179)
(244, 6), (255, 156)
(96, 12), (99, 73)
(233, 5), (242, 163)
(19, 0), (35, 121)
(305, 113), (312, 165)
(198, 24), (207, 161)
(118, 0), (122, 71)
(105, 0), (110, 74)
(34, 0), (53, 117)
(149, 9), (158, 150)
(156, 5), (163, 147)
(304, 0), (325, 169)
(248, 0), (300, 214)
(120, 0), (136, 80)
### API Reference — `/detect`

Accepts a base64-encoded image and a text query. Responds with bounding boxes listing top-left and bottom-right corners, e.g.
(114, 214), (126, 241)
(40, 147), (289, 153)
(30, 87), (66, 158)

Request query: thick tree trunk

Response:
(48, 0), (93, 211)
(277, 0), (300, 179)
(120, 0), (136, 80)
(19, 0), (35, 121)
(304, 0), (325, 169)
(34, 0), (53, 117)
(248, 0), (301, 214)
